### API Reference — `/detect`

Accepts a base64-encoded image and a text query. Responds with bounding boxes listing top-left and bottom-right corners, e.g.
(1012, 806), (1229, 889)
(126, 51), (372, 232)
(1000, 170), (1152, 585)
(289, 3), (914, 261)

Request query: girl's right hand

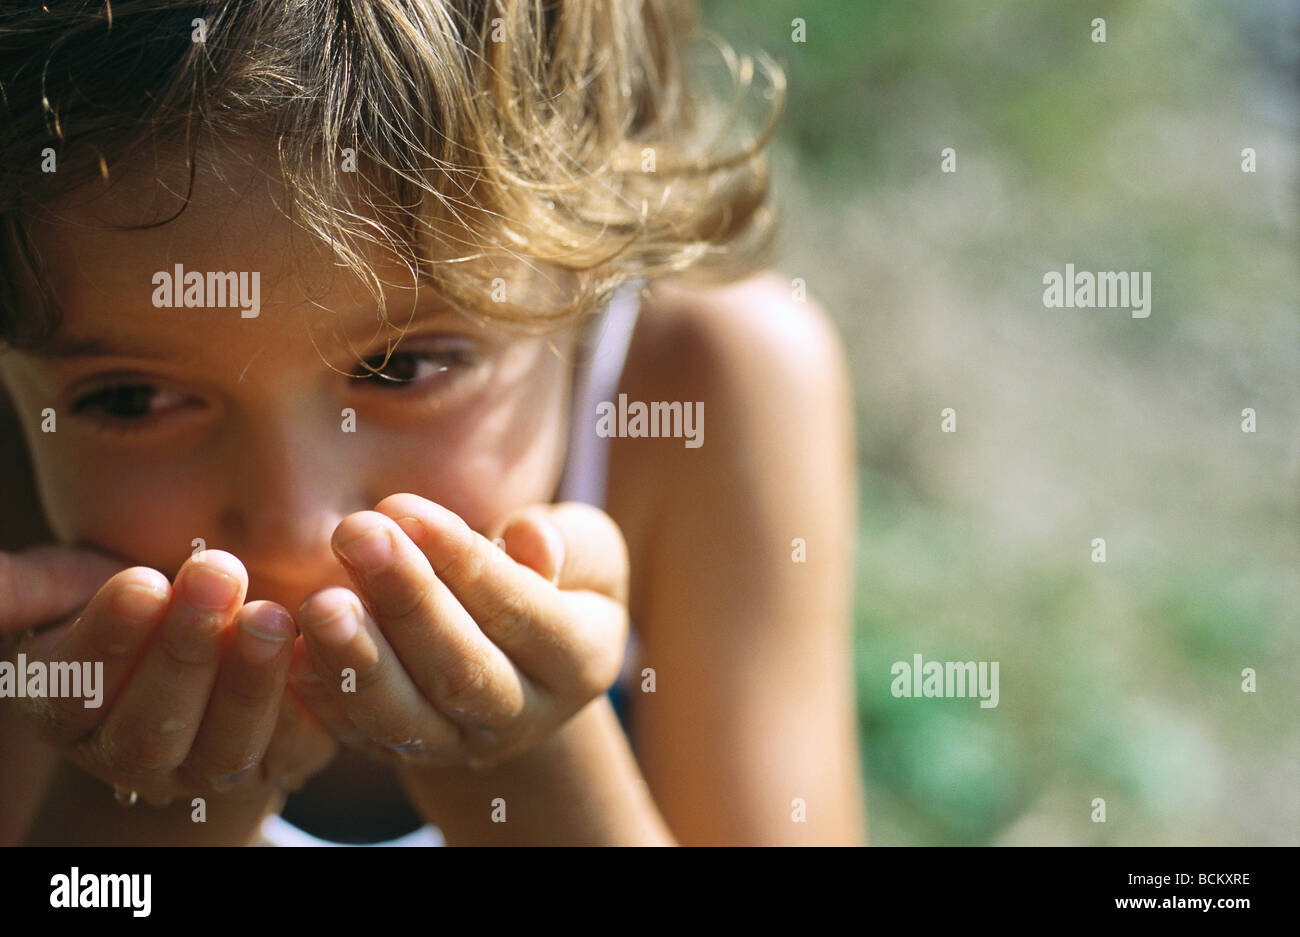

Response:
(0, 546), (337, 808)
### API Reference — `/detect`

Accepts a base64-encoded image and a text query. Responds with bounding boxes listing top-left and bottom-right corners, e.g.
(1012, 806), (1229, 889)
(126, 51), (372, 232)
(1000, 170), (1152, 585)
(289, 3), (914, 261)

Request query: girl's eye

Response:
(351, 345), (476, 388)
(70, 383), (188, 422)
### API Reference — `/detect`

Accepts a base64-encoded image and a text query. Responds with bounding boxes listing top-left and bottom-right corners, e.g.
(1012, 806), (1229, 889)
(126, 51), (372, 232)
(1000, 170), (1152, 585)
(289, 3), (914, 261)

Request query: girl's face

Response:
(0, 159), (579, 615)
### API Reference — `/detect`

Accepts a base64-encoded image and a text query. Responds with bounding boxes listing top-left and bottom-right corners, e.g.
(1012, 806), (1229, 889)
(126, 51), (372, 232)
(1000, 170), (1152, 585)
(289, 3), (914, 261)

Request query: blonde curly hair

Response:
(0, 0), (785, 352)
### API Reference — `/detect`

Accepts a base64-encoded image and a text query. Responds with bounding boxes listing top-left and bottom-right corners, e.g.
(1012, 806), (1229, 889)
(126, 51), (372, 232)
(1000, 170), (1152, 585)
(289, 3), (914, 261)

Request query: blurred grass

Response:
(699, 0), (1299, 844)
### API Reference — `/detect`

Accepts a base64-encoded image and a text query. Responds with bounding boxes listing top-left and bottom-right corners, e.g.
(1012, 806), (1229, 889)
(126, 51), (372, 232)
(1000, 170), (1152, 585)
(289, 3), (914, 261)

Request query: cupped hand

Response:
(2, 546), (336, 807)
(288, 494), (630, 770)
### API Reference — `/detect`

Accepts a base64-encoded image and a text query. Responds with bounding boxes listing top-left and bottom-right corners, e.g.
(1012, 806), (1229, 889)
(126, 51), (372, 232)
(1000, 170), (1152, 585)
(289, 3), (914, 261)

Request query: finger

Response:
(94, 551), (246, 779)
(491, 509), (565, 583)
(374, 495), (626, 699)
(329, 511), (525, 728)
(286, 635), (363, 744)
(297, 587), (464, 756)
(182, 601), (295, 793)
(494, 502), (629, 602)
(16, 566), (171, 745)
(260, 683), (338, 793)
(0, 545), (127, 632)
(288, 636), (411, 763)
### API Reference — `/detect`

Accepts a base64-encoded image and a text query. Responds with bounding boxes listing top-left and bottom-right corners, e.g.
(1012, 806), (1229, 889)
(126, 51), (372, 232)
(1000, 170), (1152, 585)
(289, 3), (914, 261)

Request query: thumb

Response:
(492, 502), (629, 602)
(0, 545), (128, 634)
(495, 511), (566, 585)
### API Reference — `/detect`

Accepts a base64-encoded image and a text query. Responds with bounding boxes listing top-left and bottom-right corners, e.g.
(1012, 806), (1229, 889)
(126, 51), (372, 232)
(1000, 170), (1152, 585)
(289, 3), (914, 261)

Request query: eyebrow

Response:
(27, 335), (171, 360)
(28, 305), (467, 361)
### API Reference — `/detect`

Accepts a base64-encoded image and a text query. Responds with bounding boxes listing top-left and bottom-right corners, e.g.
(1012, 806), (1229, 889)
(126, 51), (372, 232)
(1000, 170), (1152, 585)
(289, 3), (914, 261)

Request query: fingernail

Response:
(213, 764), (257, 792)
(338, 525), (394, 572)
(538, 520), (565, 585)
(303, 598), (359, 647)
(394, 516), (424, 544)
(181, 564), (239, 610)
(384, 739), (428, 759)
(111, 584), (167, 625)
(239, 617), (290, 664)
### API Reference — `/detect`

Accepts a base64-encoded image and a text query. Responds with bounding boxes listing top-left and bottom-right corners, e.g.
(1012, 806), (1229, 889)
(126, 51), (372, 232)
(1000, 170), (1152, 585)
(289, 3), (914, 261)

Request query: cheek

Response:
(2, 366), (213, 570)
(24, 431), (216, 570)
(372, 345), (574, 532)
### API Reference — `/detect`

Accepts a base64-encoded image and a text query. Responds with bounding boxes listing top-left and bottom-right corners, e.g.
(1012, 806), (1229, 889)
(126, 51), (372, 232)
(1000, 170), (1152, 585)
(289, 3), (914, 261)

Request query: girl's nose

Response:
(220, 495), (343, 588)
(215, 410), (369, 594)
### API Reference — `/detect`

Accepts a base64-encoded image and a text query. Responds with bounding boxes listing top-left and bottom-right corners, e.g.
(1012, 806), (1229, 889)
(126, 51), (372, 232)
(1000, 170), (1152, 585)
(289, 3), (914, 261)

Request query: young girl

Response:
(0, 0), (864, 846)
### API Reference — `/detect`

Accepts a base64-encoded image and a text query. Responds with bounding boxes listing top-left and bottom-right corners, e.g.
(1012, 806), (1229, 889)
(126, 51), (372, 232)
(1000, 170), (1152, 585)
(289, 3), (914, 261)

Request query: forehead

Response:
(14, 144), (582, 376)
(17, 148), (522, 374)
(25, 155), (419, 357)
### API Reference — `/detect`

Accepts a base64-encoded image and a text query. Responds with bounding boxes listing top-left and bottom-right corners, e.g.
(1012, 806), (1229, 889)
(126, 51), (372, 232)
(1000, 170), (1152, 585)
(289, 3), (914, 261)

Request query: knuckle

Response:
(438, 543), (487, 589)
(482, 584), (531, 643)
(347, 655), (388, 694)
(156, 620), (221, 669)
(377, 572), (435, 624)
(98, 727), (178, 776)
(221, 674), (280, 711)
(434, 654), (491, 715)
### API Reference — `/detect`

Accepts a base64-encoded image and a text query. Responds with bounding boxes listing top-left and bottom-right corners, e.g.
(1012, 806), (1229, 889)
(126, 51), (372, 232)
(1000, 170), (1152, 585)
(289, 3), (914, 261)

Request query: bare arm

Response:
(398, 696), (675, 846)
(23, 761), (285, 846)
(612, 273), (866, 845)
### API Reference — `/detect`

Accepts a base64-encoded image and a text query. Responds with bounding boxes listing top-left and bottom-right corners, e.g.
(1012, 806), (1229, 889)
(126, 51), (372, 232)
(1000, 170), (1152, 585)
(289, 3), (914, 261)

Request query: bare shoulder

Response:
(627, 271), (850, 405)
(606, 270), (856, 614)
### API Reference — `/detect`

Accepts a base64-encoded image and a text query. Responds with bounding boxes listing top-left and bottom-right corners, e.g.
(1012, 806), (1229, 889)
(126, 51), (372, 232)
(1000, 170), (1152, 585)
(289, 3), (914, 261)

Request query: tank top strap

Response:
(555, 279), (644, 509)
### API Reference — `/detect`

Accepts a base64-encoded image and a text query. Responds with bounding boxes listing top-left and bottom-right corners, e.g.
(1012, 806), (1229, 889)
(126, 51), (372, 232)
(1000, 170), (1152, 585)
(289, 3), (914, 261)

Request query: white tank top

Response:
(259, 279), (645, 847)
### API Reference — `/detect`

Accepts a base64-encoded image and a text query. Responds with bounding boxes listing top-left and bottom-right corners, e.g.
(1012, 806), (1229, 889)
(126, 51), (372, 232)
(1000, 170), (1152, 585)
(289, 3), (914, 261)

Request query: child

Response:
(0, 0), (864, 846)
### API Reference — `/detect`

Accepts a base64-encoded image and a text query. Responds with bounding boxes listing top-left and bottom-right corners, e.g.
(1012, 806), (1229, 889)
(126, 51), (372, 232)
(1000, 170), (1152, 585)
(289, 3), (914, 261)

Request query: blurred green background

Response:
(699, 0), (1299, 844)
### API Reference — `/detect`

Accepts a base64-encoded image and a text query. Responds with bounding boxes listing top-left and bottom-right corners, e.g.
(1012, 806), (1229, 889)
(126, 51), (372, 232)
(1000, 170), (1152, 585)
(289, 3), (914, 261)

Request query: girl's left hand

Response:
(287, 494), (630, 769)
